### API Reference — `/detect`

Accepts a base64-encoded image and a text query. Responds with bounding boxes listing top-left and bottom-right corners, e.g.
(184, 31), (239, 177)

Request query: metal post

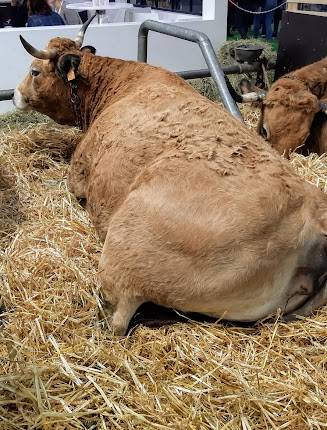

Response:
(137, 27), (149, 64)
(0, 89), (14, 101)
(137, 20), (242, 120)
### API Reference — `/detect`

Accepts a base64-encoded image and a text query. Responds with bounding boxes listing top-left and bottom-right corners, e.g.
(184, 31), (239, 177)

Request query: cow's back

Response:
(68, 76), (321, 241)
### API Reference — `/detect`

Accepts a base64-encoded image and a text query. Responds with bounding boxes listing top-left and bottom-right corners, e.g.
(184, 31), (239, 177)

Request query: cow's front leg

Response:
(111, 296), (144, 336)
(68, 133), (96, 199)
(68, 154), (89, 199)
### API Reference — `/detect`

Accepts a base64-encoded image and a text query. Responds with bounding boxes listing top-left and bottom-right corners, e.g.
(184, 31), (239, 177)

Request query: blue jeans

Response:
(253, 0), (277, 40)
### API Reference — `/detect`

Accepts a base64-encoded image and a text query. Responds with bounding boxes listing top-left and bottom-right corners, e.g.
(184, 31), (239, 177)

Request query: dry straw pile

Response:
(0, 107), (327, 430)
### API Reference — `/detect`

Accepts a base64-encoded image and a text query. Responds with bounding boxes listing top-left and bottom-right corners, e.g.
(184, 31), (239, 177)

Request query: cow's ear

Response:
(56, 54), (81, 82)
(81, 45), (96, 54)
(292, 91), (320, 113)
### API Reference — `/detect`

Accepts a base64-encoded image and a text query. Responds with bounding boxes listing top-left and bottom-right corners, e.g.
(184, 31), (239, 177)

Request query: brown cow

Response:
(259, 57), (327, 157)
(13, 19), (327, 335)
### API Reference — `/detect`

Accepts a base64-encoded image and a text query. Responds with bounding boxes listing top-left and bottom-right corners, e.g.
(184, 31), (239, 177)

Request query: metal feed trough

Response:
(0, 21), (276, 121)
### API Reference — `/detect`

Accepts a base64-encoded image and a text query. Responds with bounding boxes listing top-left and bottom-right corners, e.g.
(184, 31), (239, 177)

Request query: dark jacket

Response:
(27, 11), (65, 26)
(238, 0), (263, 11)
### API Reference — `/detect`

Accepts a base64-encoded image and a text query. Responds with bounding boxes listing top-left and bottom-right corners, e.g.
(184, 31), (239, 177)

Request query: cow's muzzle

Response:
(13, 88), (29, 111)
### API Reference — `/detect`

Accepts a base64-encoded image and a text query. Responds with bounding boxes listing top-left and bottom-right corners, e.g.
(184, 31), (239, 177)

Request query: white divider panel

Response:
(0, 0), (227, 113)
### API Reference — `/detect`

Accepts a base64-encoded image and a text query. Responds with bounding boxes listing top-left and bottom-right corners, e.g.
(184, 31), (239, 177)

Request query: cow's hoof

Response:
(281, 313), (299, 322)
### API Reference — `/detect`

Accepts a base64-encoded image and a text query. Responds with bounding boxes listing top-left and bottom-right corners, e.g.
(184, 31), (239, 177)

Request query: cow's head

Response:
(258, 78), (322, 157)
(13, 16), (96, 126)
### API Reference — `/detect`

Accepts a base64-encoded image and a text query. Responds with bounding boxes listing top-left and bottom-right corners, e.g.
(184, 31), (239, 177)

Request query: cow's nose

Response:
(13, 89), (29, 110)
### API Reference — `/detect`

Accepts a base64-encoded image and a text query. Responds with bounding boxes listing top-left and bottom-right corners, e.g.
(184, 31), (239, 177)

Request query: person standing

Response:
(273, 0), (285, 37)
(11, 0), (28, 27)
(27, 0), (65, 26)
(254, 0), (278, 40)
(227, 0), (236, 37)
(235, 0), (261, 39)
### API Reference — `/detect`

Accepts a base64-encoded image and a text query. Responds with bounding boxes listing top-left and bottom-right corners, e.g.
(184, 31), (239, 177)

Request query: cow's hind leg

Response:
(284, 281), (327, 321)
(111, 295), (144, 336)
(98, 242), (145, 336)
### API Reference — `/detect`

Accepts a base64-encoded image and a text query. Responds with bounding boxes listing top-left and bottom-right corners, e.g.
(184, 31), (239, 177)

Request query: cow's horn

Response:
(241, 90), (266, 103)
(320, 102), (327, 114)
(19, 35), (57, 60)
(75, 14), (96, 48)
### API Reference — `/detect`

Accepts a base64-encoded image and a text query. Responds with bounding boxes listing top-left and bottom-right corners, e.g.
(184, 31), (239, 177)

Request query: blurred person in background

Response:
(11, 0), (28, 26)
(235, 0), (261, 39)
(253, 0), (277, 40)
(27, 0), (64, 26)
(273, 0), (285, 37)
(227, 0), (236, 37)
(0, 1), (13, 26)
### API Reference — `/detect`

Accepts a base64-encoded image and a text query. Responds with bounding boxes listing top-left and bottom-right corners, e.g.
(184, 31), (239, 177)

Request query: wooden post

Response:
(287, 1), (327, 16)
(287, 1), (298, 12)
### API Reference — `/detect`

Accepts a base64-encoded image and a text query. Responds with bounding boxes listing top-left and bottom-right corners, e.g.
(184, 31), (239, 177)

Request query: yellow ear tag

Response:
(67, 68), (76, 82)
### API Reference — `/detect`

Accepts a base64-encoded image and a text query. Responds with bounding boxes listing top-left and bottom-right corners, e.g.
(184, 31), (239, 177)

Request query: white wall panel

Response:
(0, 0), (227, 113)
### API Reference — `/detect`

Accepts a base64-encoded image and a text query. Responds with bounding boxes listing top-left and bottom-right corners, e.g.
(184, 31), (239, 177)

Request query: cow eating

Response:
(259, 57), (327, 157)
(13, 18), (327, 335)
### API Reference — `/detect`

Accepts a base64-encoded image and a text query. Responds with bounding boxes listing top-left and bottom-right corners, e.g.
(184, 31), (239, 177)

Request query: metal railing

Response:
(0, 90), (14, 101)
(138, 20), (242, 120)
(0, 60), (271, 105)
(177, 59), (275, 80)
(1, 23), (275, 115)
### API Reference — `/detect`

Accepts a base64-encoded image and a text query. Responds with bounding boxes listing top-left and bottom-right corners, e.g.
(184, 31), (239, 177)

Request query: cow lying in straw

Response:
(13, 18), (327, 335)
(258, 57), (327, 157)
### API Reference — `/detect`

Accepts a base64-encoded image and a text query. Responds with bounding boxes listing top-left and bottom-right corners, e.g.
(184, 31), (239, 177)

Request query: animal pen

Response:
(1, 9), (327, 430)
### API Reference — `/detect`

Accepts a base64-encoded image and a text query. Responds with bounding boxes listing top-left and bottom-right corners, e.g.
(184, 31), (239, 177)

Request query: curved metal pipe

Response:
(178, 60), (276, 80)
(0, 89), (14, 101)
(138, 20), (242, 120)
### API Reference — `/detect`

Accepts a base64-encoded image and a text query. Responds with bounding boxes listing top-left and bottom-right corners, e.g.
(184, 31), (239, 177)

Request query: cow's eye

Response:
(31, 69), (40, 77)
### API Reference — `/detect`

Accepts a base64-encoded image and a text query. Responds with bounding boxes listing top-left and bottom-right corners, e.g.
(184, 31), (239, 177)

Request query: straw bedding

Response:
(0, 107), (327, 430)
